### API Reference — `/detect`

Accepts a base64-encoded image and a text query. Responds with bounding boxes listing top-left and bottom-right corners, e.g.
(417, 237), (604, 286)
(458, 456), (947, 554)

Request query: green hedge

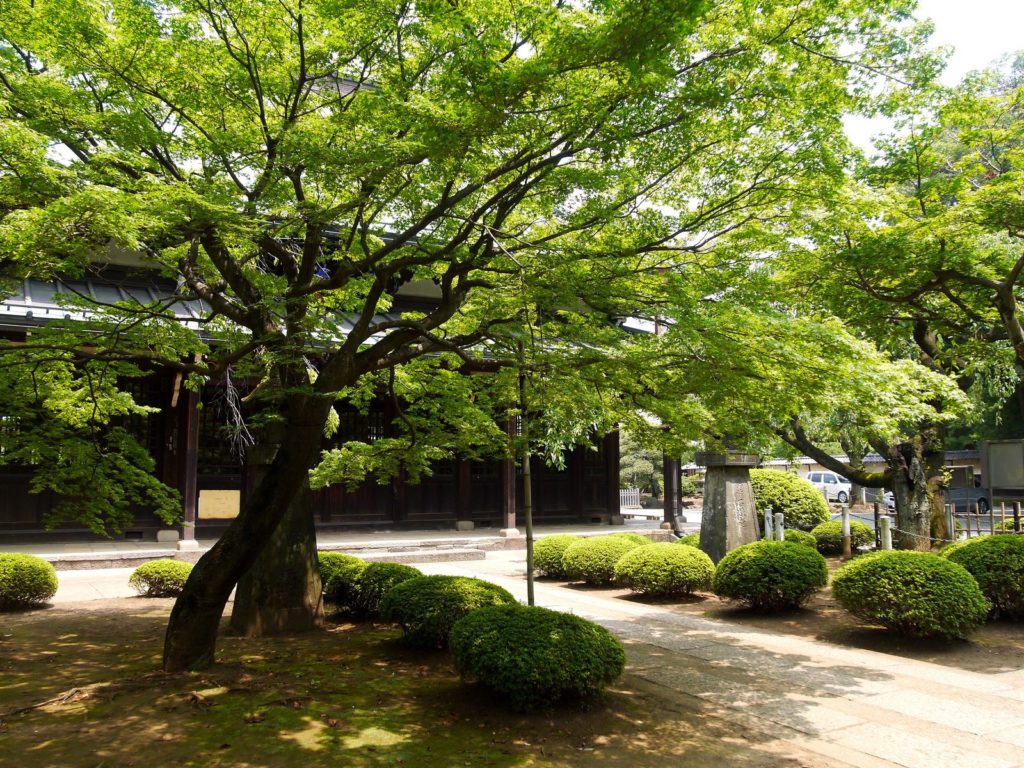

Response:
(128, 559), (192, 598)
(940, 535), (1024, 619)
(380, 575), (516, 648)
(562, 536), (644, 586)
(450, 605), (625, 711)
(832, 551), (988, 639)
(609, 532), (652, 546)
(784, 529), (817, 548)
(613, 542), (714, 597)
(354, 562), (423, 617)
(0, 553), (58, 609)
(750, 469), (830, 530)
(533, 535), (582, 579)
(674, 533), (701, 548)
(712, 540), (827, 610)
(318, 552), (368, 611)
(809, 520), (874, 555)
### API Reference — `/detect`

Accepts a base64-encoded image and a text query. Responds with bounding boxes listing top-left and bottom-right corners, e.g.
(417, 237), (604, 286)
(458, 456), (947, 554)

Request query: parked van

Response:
(807, 471), (852, 504)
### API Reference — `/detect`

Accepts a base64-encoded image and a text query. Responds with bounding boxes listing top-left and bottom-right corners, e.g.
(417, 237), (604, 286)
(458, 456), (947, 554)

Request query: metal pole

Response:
(988, 502), (995, 537)
(880, 516), (892, 550)
(1014, 501), (1021, 535)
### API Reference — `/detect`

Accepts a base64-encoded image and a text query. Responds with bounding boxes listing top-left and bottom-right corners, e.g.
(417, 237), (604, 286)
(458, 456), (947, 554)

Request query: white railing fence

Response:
(620, 488), (642, 509)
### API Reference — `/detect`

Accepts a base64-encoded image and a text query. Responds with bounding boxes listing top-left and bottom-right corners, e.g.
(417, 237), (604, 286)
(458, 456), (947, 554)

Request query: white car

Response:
(806, 471), (852, 504)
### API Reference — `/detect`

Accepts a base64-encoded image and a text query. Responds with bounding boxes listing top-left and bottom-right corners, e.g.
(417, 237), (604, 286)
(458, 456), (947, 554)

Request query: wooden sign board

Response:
(199, 489), (241, 519)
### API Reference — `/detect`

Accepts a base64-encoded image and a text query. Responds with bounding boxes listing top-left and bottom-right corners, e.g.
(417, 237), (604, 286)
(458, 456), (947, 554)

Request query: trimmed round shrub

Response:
(450, 605), (625, 711)
(940, 535), (1024, 619)
(562, 536), (644, 586)
(533, 535), (582, 579)
(318, 552), (368, 610)
(674, 533), (701, 548)
(713, 540), (828, 611)
(784, 529), (818, 548)
(128, 559), (192, 598)
(613, 542), (714, 597)
(380, 575), (516, 648)
(832, 551), (988, 639)
(809, 520), (874, 555)
(609, 532), (652, 546)
(750, 469), (830, 530)
(0, 553), (58, 609)
(353, 562), (422, 617)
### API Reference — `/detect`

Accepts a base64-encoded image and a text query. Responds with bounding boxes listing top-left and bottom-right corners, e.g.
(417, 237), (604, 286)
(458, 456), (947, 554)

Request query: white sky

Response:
(845, 0), (1024, 150)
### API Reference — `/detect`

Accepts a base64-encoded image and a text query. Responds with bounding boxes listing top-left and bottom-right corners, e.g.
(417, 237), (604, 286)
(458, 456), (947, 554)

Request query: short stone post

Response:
(841, 505), (852, 560)
(774, 512), (785, 543)
(879, 516), (892, 550)
(763, 511), (774, 541)
(988, 502), (995, 537)
(873, 502), (881, 549)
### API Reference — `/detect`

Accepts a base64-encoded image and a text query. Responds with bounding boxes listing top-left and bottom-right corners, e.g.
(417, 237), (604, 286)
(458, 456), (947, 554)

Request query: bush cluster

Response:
(940, 535), (1024, 619)
(128, 559), (192, 598)
(613, 542), (714, 597)
(832, 550), (988, 639)
(450, 605), (625, 711)
(750, 469), (830, 530)
(0, 553), (58, 609)
(783, 529), (817, 548)
(809, 520), (874, 554)
(562, 536), (644, 586)
(609, 532), (652, 547)
(353, 562), (422, 617)
(533, 535), (582, 579)
(380, 575), (516, 648)
(712, 540), (828, 611)
(318, 552), (367, 611)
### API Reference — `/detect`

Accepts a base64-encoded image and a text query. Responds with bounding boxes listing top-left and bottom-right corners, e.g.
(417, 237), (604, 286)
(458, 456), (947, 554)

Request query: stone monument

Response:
(696, 451), (760, 563)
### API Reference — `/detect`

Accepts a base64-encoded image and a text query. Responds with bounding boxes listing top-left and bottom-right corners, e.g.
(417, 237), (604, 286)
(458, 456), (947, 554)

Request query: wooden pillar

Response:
(500, 419), (519, 535)
(604, 430), (621, 521)
(179, 388), (200, 543)
(569, 445), (584, 519)
(663, 454), (680, 527)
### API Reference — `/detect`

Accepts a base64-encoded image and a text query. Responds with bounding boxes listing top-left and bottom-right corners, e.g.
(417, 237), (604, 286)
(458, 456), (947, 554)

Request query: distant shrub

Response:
(750, 469), (830, 530)
(941, 535), (1024, 619)
(809, 520), (874, 555)
(832, 551), (988, 639)
(450, 605), (625, 710)
(380, 575), (516, 649)
(784, 529), (817, 548)
(679, 475), (699, 497)
(533, 535), (582, 579)
(609, 532), (652, 546)
(674, 533), (701, 548)
(0, 553), (58, 609)
(562, 536), (644, 586)
(994, 519), (1023, 533)
(712, 541), (827, 611)
(318, 552), (367, 610)
(613, 543), (714, 597)
(354, 562), (422, 617)
(128, 559), (192, 598)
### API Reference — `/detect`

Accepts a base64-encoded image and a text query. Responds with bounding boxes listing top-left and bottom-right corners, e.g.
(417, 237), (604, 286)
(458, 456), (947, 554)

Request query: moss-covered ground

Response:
(0, 599), (810, 768)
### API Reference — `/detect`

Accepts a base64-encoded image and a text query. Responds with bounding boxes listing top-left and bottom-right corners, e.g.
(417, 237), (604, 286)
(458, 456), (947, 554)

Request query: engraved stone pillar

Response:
(697, 452), (760, 563)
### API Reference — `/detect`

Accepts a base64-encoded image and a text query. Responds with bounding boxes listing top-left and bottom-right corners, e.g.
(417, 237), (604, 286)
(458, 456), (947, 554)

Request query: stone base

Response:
(660, 522), (675, 530)
(498, 528), (521, 538)
(454, 520), (475, 532)
(609, 514), (625, 526)
(176, 538), (201, 551)
(156, 529), (180, 543)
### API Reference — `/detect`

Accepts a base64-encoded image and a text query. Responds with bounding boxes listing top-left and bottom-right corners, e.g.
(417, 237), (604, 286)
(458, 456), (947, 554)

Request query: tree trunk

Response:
(162, 396), (332, 672)
(230, 480), (323, 636)
(886, 429), (945, 550)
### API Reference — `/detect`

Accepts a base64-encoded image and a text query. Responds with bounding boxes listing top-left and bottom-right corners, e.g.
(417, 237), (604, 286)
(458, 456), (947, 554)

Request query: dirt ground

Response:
(0, 599), (826, 768)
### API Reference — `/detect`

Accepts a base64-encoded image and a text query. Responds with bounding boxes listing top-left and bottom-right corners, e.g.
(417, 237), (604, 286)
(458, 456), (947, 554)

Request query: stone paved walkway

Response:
(418, 552), (1024, 768)
(43, 547), (1024, 768)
